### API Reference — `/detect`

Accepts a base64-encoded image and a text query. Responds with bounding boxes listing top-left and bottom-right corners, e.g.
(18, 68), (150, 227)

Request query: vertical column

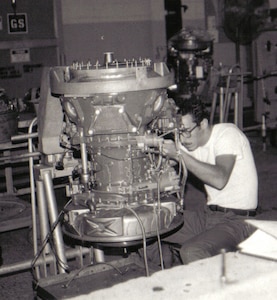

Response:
(42, 170), (67, 274)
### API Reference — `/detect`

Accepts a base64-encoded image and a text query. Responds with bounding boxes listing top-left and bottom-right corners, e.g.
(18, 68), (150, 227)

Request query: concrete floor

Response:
(0, 131), (276, 299)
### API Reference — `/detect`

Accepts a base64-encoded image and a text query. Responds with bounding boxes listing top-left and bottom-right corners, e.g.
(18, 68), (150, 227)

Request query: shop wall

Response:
(0, 0), (61, 99)
(60, 0), (167, 64)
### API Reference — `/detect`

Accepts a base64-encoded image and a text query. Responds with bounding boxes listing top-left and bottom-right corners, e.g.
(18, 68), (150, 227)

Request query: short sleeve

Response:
(213, 126), (245, 160)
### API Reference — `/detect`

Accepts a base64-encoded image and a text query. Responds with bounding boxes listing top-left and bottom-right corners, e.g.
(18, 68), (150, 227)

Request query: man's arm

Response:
(179, 149), (236, 190)
(162, 141), (236, 190)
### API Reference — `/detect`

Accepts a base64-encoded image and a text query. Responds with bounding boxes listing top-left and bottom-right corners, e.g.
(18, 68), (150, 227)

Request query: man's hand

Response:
(162, 140), (179, 160)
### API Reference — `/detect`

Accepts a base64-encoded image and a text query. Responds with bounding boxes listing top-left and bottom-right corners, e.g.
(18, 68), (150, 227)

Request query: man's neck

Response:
(200, 125), (212, 147)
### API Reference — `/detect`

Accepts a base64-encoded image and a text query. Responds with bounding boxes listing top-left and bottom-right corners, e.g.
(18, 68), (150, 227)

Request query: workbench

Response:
(66, 252), (277, 300)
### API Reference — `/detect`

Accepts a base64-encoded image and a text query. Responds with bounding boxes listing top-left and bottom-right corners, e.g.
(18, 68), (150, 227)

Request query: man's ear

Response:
(200, 118), (209, 129)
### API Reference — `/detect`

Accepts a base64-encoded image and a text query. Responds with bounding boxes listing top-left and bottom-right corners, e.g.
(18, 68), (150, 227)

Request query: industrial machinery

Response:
(32, 52), (186, 286)
(167, 27), (213, 105)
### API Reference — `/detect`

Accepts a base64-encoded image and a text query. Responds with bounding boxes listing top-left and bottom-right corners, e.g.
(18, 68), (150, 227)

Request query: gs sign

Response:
(8, 13), (28, 34)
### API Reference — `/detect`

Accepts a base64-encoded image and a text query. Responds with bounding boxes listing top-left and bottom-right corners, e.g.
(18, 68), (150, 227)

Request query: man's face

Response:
(179, 114), (201, 151)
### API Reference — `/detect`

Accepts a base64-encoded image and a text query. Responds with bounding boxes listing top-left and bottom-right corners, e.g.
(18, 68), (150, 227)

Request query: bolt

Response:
(221, 248), (226, 283)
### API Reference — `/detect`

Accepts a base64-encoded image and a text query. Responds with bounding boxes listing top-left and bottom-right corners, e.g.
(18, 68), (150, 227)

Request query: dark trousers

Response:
(146, 206), (256, 267)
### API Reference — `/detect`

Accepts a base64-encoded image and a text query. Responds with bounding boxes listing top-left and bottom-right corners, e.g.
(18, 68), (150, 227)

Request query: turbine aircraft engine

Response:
(38, 53), (185, 246)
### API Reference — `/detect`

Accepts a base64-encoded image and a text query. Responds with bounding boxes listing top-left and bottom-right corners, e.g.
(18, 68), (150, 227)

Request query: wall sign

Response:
(0, 66), (21, 79)
(10, 48), (30, 63)
(7, 13), (28, 34)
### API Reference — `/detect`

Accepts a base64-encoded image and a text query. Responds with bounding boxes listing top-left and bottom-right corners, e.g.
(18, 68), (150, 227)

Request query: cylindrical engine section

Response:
(89, 135), (180, 205)
(90, 137), (153, 199)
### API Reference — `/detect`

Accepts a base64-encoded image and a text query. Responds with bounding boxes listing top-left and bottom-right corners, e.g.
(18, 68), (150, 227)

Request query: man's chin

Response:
(183, 144), (195, 151)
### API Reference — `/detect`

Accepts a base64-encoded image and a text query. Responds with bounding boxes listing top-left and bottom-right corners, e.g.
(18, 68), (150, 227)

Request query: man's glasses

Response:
(179, 124), (198, 138)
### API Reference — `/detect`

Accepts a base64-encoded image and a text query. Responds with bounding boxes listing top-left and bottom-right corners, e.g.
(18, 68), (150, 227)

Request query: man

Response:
(156, 97), (258, 266)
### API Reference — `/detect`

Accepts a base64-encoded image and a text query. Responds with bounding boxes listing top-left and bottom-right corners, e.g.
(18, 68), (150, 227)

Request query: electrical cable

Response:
(148, 150), (155, 165)
(31, 199), (72, 281)
(31, 211), (66, 281)
(174, 129), (187, 208)
(149, 143), (163, 171)
(48, 235), (70, 272)
(155, 170), (164, 270)
(155, 144), (163, 171)
(179, 156), (187, 206)
(125, 206), (149, 277)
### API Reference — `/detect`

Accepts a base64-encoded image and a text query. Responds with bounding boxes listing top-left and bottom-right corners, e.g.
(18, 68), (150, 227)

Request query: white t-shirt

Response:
(181, 123), (258, 210)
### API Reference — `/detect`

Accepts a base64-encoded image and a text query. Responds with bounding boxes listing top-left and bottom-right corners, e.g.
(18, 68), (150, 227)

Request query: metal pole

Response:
(11, 132), (38, 141)
(80, 129), (89, 187)
(36, 180), (51, 255)
(28, 117), (39, 278)
(0, 247), (91, 276)
(0, 151), (41, 163)
(219, 87), (224, 123)
(42, 170), (67, 273)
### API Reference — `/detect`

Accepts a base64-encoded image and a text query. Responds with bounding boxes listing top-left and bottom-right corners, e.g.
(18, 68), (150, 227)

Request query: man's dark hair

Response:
(177, 95), (209, 125)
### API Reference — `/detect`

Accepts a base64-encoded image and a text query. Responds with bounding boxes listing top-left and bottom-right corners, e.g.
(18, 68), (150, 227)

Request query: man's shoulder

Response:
(213, 123), (239, 132)
(212, 123), (242, 139)
(210, 123), (249, 154)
